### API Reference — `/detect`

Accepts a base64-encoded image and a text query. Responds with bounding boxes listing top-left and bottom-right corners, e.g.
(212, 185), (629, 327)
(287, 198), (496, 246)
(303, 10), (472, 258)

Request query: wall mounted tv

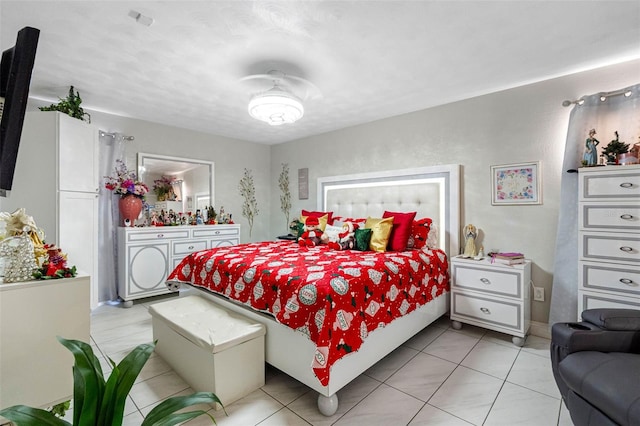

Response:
(0, 26), (40, 196)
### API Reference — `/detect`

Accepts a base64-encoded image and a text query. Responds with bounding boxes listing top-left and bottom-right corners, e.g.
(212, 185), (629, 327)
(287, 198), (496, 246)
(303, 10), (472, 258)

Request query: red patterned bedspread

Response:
(167, 240), (449, 386)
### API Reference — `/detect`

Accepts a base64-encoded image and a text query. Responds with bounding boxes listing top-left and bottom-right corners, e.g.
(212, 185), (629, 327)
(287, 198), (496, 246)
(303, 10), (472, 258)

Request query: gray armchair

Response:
(551, 309), (640, 426)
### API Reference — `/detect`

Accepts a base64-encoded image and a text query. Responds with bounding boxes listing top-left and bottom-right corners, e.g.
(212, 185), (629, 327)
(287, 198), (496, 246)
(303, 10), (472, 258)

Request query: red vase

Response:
(119, 194), (143, 227)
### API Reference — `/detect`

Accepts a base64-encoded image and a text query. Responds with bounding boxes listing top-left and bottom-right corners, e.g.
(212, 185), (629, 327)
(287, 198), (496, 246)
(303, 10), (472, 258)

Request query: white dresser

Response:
(0, 275), (90, 411)
(117, 224), (240, 306)
(450, 256), (531, 346)
(578, 165), (640, 315)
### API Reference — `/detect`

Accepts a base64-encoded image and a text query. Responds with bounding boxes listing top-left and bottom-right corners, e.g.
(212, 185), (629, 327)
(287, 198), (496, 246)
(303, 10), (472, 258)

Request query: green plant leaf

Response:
(99, 366), (121, 426)
(0, 405), (71, 425)
(102, 342), (156, 426)
(142, 411), (216, 426)
(57, 337), (105, 425)
(141, 392), (223, 426)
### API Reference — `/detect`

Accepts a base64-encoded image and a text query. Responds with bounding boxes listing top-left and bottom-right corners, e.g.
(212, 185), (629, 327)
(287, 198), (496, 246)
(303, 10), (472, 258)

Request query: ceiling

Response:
(2, 1), (639, 145)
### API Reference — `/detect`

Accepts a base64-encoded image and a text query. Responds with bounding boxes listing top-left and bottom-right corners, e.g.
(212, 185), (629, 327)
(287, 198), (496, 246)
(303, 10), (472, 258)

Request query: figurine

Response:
(463, 224), (478, 257)
(582, 128), (599, 167)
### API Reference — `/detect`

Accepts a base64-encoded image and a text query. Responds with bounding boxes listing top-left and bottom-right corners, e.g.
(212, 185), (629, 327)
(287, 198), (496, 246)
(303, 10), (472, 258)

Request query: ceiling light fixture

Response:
(248, 86), (304, 126)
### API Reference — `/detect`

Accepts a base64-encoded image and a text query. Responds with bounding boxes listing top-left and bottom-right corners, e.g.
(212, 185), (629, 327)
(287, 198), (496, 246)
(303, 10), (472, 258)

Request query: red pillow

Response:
(382, 211), (416, 251)
(302, 210), (333, 225)
(409, 218), (433, 249)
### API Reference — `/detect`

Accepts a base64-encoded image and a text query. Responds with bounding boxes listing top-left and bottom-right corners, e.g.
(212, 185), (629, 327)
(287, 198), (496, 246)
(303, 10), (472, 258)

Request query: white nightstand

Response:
(449, 256), (531, 346)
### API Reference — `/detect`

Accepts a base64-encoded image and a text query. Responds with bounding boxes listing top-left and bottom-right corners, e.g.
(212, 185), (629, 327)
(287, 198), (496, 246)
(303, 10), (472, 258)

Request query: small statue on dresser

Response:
(582, 128), (599, 167)
(462, 224), (478, 258)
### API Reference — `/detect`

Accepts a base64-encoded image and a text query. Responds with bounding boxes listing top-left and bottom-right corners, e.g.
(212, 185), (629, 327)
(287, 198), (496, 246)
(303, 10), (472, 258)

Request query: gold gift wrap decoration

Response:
(0, 208), (46, 281)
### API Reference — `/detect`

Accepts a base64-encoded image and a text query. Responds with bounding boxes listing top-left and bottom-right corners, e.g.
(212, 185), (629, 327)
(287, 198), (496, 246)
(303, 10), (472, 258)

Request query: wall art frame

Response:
(491, 161), (542, 205)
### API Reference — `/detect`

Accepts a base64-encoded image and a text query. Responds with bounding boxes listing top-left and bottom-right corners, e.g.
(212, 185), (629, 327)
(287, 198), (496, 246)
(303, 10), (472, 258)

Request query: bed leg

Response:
(317, 393), (338, 416)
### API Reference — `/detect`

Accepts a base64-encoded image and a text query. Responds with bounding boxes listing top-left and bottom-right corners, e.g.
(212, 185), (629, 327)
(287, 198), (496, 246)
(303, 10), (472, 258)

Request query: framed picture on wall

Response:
(491, 161), (542, 205)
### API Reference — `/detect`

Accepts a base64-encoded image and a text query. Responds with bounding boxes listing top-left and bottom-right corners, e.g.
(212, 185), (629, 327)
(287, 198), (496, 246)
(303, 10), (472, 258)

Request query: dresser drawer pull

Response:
(620, 246), (633, 252)
(188, 245), (194, 250)
(480, 278), (491, 285)
(620, 214), (634, 220)
(620, 278), (636, 286)
(215, 231), (220, 235)
(156, 234), (164, 238)
(620, 182), (633, 188)
(480, 307), (491, 314)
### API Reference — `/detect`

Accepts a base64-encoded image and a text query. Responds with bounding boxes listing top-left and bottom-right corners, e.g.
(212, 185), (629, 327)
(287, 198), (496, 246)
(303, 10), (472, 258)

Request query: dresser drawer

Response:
(452, 264), (522, 298)
(579, 232), (640, 264)
(579, 261), (640, 296)
(580, 168), (640, 200)
(126, 229), (190, 242)
(172, 240), (208, 257)
(193, 226), (240, 240)
(579, 203), (640, 231)
(578, 290), (640, 315)
(451, 292), (522, 332)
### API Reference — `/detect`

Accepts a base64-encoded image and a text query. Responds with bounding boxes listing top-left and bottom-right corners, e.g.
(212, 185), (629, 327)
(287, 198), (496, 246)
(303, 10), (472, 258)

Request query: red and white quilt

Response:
(167, 240), (449, 386)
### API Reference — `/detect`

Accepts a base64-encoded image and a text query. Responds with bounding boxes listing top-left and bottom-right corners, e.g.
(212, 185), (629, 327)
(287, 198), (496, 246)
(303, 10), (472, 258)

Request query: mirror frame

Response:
(137, 152), (214, 208)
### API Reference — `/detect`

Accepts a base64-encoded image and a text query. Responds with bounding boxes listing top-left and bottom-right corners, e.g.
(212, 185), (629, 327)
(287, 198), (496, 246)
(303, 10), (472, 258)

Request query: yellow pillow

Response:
(300, 213), (329, 231)
(365, 216), (394, 252)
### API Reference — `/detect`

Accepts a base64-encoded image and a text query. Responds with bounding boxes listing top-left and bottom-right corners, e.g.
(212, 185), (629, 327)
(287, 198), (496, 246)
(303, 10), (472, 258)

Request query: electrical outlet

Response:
(534, 287), (545, 302)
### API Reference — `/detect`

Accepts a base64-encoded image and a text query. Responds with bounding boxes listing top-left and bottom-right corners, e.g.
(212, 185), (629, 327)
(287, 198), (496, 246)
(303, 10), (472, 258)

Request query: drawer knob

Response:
(480, 278), (491, 285)
(620, 278), (636, 286)
(157, 234), (164, 238)
(480, 307), (491, 314)
(215, 231), (220, 235)
(620, 214), (634, 220)
(620, 246), (633, 252)
(188, 245), (194, 250)
(620, 182), (633, 188)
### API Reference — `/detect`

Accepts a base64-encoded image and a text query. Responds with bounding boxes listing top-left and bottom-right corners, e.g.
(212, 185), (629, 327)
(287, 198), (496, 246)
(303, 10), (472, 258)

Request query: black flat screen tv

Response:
(0, 26), (40, 196)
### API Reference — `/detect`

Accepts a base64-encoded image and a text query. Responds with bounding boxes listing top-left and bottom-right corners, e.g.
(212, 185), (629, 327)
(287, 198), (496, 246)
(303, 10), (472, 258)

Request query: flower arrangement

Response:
(153, 175), (176, 201)
(104, 159), (149, 198)
(238, 168), (258, 236)
(32, 244), (77, 280)
(278, 163), (291, 233)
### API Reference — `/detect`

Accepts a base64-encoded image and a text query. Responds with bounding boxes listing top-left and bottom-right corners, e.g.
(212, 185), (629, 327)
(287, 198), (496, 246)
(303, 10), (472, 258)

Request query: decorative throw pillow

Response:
(354, 228), (372, 251)
(323, 224), (343, 243)
(407, 217), (433, 249)
(300, 213), (329, 232)
(383, 211), (417, 251)
(332, 216), (367, 229)
(365, 216), (394, 252)
(301, 210), (334, 225)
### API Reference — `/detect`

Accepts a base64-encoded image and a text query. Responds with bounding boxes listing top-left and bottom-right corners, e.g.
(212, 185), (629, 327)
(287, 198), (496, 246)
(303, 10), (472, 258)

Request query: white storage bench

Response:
(149, 295), (266, 409)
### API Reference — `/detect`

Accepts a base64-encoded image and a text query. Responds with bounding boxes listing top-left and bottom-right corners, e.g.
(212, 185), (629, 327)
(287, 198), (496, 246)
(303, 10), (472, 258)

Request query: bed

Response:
(166, 164), (460, 415)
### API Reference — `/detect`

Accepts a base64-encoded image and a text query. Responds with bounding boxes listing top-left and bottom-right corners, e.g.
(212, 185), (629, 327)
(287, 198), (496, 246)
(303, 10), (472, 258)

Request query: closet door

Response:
(59, 191), (99, 307)
(58, 113), (99, 193)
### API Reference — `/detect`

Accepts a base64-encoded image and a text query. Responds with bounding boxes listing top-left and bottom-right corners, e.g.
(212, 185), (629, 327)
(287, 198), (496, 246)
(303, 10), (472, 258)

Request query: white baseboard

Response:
(529, 320), (551, 340)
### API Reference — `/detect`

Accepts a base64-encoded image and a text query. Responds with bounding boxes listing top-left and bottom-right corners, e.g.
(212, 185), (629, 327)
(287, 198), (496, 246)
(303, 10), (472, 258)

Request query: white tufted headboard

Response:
(317, 165), (460, 257)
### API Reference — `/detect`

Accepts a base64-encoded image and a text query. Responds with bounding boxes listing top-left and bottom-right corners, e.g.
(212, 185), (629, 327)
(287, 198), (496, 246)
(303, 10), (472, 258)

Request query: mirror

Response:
(137, 153), (214, 215)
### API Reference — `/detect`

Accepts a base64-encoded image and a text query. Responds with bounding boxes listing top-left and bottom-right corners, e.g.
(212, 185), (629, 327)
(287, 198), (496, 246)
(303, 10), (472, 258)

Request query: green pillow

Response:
(354, 228), (372, 251)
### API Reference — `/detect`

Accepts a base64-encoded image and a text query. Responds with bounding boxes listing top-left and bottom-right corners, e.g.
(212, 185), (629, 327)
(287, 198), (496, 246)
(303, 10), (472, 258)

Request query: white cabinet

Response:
(0, 275), (90, 412)
(0, 112), (99, 308)
(578, 165), (640, 314)
(118, 224), (240, 305)
(450, 256), (531, 346)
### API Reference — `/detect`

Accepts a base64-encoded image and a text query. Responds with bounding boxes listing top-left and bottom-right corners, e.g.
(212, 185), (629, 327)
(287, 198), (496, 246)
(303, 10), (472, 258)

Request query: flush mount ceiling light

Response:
(248, 86), (304, 126)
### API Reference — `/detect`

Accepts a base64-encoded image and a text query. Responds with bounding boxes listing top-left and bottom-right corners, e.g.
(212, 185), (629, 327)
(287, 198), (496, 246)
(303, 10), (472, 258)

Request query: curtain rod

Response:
(99, 130), (135, 141)
(562, 87), (634, 107)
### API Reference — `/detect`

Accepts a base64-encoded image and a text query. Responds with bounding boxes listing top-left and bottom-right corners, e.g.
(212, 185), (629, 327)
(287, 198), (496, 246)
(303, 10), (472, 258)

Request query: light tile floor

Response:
(87, 295), (574, 425)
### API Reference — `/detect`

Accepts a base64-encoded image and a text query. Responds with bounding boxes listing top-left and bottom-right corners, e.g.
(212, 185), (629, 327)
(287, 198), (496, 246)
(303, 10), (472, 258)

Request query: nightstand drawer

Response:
(579, 203), (640, 231)
(579, 261), (640, 296)
(579, 232), (640, 264)
(452, 292), (522, 332)
(452, 264), (522, 298)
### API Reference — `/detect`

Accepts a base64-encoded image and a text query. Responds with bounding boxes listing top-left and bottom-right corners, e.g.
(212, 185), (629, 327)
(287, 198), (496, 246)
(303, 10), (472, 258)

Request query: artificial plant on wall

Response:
(278, 163), (291, 234)
(39, 86), (91, 123)
(239, 168), (259, 237)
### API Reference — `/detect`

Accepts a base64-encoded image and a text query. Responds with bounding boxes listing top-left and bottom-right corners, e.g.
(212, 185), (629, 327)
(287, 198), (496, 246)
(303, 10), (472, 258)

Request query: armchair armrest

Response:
(582, 308), (640, 331)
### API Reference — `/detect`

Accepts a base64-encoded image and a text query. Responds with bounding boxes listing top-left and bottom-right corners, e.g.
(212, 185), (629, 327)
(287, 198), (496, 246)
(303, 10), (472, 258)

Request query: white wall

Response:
(269, 59), (640, 324)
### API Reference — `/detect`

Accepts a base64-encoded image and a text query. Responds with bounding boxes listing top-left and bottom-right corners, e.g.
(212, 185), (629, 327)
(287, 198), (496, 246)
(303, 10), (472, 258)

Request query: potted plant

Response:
(600, 131), (630, 164)
(39, 86), (91, 123)
(0, 337), (223, 426)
